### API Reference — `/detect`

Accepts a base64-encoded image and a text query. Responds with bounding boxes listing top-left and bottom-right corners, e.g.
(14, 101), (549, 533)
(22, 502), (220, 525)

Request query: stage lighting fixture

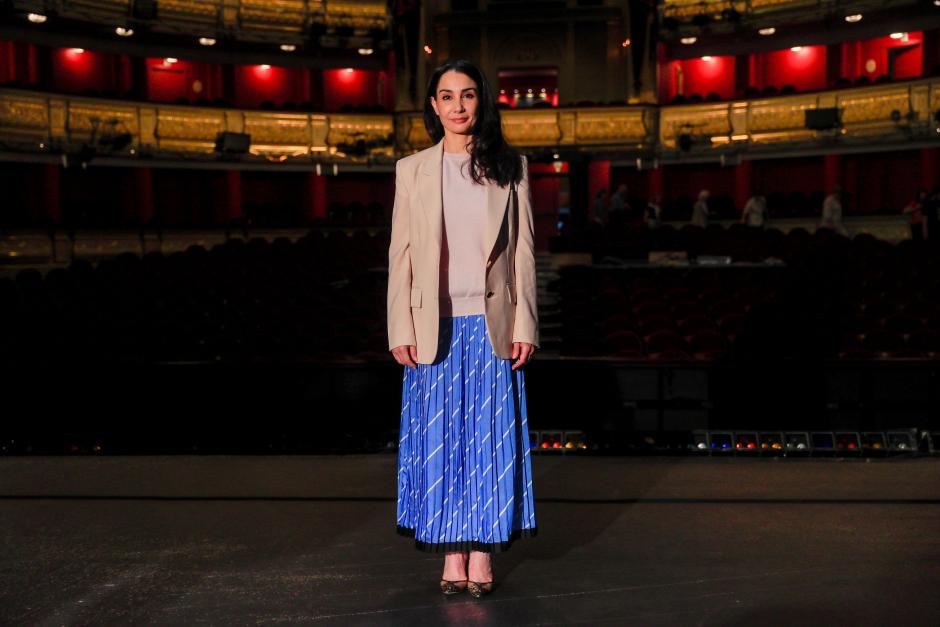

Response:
(198, 37), (216, 46)
(709, 431), (733, 452)
(539, 431), (562, 450)
(785, 432), (811, 454)
(758, 27), (775, 36)
(861, 432), (887, 454)
(886, 430), (916, 453)
(101, 132), (133, 151)
(805, 107), (840, 130)
(564, 431), (588, 450)
(115, 26), (133, 37)
(280, 43), (297, 52)
(164, 57), (177, 64)
(844, 14), (862, 23)
(214, 131), (251, 155)
(691, 430), (709, 452)
(529, 430), (539, 450)
(928, 432), (940, 454)
(358, 48), (373, 55)
(835, 432), (862, 455)
(734, 432), (759, 452)
(810, 431), (835, 454)
(758, 432), (784, 453)
(890, 32), (906, 40)
(680, 36), (697, 45)
(27, 12), (47, 23)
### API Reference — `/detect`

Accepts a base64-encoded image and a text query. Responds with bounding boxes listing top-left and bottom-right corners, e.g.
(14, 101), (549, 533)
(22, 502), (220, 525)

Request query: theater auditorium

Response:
(1, 0), (939, 624)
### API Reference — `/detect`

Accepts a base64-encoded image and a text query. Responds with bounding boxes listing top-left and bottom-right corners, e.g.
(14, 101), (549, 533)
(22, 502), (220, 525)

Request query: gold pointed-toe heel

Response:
(439, 579), (468, 595)
(467, 581), (494, 598)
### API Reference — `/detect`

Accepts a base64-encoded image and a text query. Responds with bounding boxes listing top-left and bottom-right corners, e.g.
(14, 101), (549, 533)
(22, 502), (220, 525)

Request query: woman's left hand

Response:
(511, 342), (536, 370)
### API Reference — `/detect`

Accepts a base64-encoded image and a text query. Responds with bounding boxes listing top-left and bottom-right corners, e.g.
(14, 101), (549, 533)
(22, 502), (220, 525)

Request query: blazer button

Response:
(486, 290), (495, 298)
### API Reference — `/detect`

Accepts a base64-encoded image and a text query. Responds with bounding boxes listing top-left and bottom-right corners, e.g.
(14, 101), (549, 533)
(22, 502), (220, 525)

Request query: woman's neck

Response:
(443, 133), (472, 154)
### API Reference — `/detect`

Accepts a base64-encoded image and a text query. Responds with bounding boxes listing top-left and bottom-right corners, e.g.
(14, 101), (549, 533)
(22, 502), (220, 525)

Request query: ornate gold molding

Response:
(11, 0), (387, 39)
(2, 78), (939, 163)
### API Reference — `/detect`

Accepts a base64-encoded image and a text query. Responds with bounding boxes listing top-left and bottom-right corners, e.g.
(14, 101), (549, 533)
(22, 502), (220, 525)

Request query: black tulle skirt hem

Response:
(396, 525), (537, 554)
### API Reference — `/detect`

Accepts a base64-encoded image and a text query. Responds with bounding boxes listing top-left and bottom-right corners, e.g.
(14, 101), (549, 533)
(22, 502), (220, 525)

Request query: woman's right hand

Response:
(391, 345), (419, 369)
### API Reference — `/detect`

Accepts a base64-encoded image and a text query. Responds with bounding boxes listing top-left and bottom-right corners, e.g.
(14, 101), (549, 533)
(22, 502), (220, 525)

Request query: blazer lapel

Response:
(417, 137), (511, 261)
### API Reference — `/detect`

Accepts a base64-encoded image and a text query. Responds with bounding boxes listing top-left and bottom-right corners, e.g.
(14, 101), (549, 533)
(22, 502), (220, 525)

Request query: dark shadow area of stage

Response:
(1, 358), (938, 454)
(1, 455), (938, 625)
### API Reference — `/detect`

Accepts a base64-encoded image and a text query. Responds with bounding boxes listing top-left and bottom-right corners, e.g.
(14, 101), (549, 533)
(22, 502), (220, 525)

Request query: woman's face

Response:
(430, 70), (478, 137)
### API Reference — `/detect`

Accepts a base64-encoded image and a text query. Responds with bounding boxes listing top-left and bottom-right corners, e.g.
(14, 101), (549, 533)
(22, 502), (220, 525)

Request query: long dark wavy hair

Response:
(423, 59), (522, 188)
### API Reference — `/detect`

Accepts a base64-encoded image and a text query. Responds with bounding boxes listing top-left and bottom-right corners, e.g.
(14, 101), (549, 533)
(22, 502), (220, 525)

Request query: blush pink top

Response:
(439, 149), (488, 317)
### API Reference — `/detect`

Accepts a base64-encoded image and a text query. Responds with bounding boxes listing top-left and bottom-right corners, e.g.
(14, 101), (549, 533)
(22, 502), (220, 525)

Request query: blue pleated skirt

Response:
(396, 314), (537, 553)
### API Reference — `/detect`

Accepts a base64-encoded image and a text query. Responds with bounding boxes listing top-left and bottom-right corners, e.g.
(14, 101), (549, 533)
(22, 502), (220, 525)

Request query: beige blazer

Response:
(387, 137), (539, 364)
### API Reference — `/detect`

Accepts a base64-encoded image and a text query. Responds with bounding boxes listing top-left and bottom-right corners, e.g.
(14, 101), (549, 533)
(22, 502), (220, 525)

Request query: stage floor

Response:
(1, 454), (938, 625)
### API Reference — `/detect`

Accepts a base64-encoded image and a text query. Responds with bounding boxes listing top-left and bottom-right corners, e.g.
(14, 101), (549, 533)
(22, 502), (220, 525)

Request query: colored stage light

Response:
(835, 432), (862, 454)
(564, 431), (588, 451)
(758, 432), (784, 454)
(539, 431), (563, 451)
(811, 432), (835, 454)
(529, 431), (539, 450)
(785, 432), (811, 455)
(734, 432), (759, 453)
(709, 432), (733, 452)
(886, 431), (916, 453)
(861, 432), (887, 453)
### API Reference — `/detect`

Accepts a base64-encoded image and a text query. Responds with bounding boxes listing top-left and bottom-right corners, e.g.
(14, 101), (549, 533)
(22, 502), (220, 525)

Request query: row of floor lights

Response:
(691, 430), (926, 455)
(530, 431), (589, 451)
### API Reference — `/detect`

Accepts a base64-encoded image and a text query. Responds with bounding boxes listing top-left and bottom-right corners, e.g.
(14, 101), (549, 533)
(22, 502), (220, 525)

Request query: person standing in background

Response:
(902, 189), (928, 241)
(691, 189), (710, 228)
(820, 185), (847, 236)
(741, 192), (768, 229)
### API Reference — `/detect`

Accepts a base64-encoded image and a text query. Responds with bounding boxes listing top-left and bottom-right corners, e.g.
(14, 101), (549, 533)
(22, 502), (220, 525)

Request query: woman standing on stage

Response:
(387, 58), (539, 598)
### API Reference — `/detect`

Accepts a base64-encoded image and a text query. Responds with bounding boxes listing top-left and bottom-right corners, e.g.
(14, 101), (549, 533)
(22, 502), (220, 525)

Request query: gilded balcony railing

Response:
(11, 0), (388, 39)
(2, 77), (939, 164)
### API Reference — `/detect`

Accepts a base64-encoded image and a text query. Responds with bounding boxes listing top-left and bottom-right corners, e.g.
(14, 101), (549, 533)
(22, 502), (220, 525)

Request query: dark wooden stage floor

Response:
(1, 454), (938, 625)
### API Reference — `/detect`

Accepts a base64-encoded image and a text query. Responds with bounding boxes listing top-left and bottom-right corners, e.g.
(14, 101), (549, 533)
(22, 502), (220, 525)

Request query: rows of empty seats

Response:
(549, 229), (940, 361)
